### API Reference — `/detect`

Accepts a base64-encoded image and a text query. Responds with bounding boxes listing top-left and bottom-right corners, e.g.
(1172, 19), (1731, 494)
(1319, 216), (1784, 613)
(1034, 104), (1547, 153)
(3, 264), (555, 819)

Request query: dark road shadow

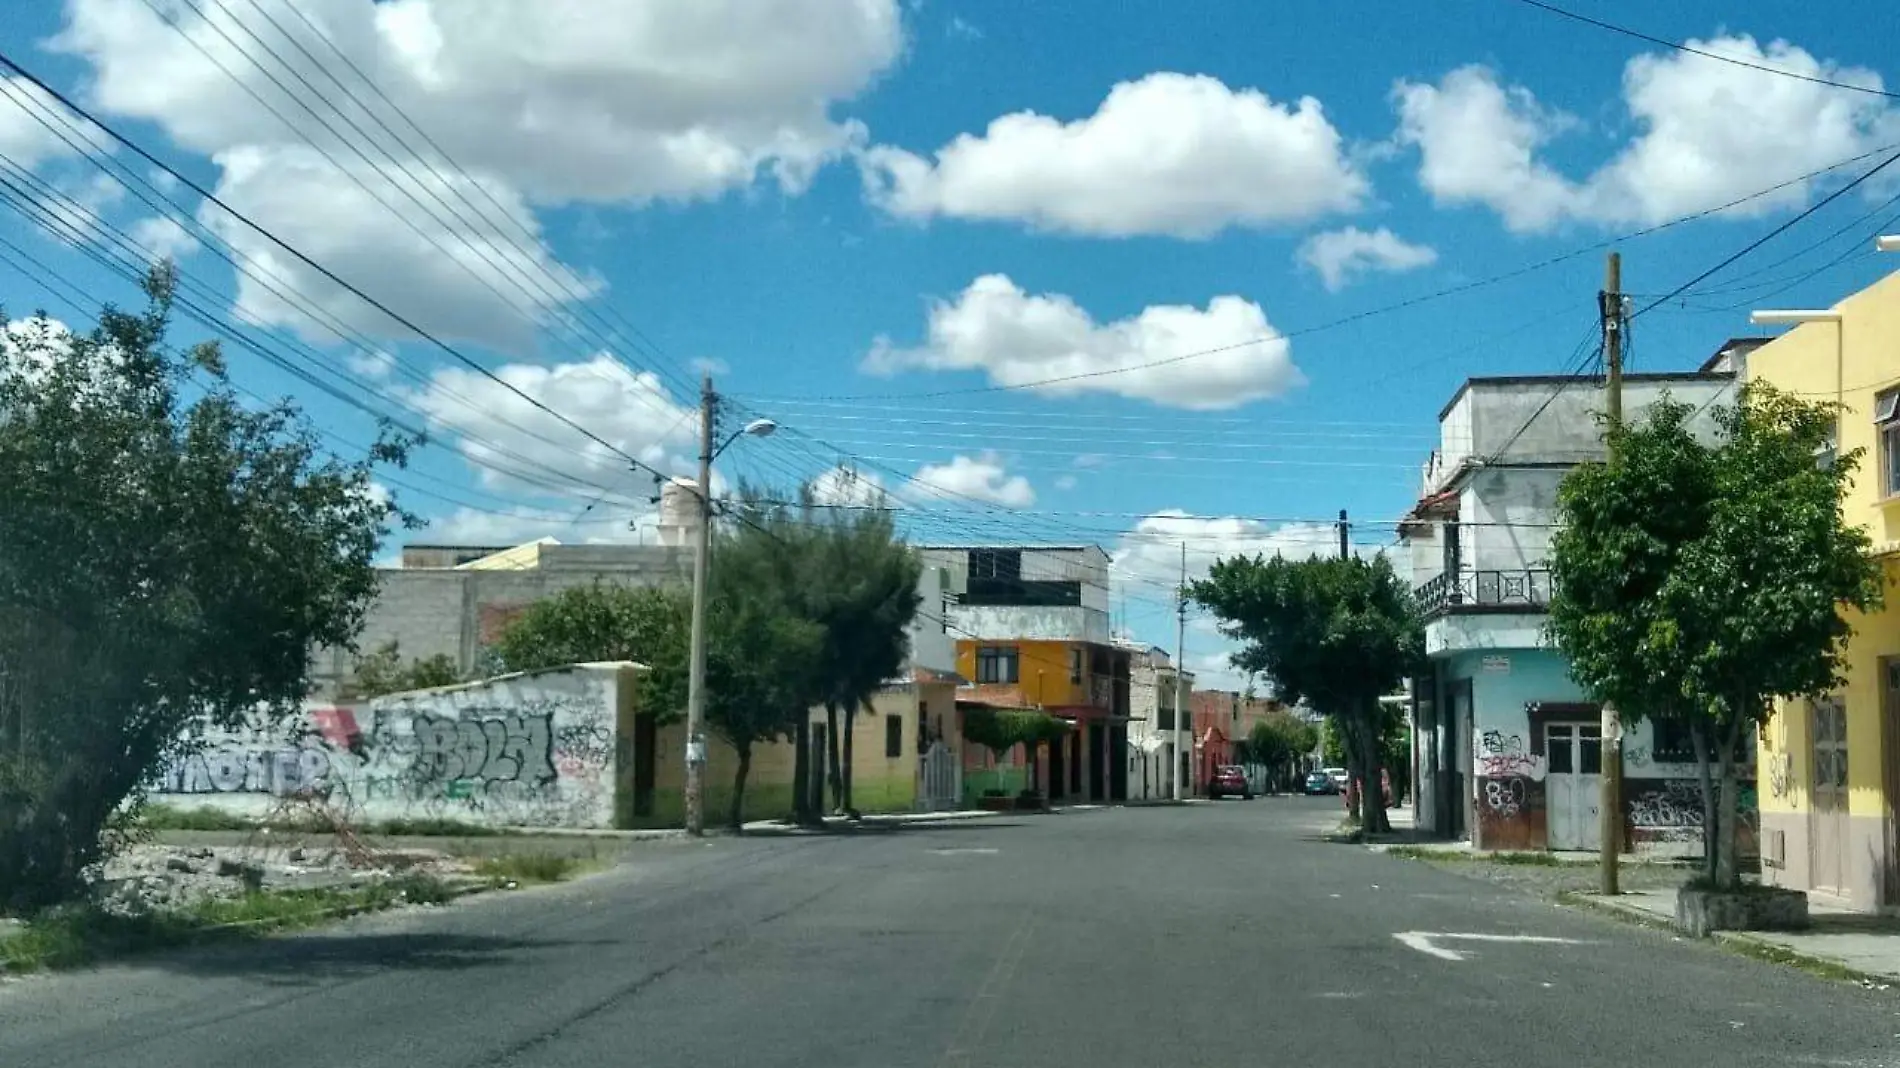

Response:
(125, 929), (612, 986)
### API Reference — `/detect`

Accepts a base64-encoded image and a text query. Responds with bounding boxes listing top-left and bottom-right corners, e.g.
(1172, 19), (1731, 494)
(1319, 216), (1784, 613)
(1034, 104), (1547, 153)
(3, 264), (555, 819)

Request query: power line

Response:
(134, 0), (696, 421)
(750, 142), (1900, 404)
(1631, 148), (1900, 320)
(1503, 0), (1900, 101)
(0, 46), (686, 497)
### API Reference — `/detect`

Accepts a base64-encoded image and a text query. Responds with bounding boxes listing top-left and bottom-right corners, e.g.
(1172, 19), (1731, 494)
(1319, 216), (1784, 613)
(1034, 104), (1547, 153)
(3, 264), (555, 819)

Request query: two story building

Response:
(921, 544), (1132, 804)
(1122, 642), (1191, 801)
(1403, 363), (1749, 853)
(1745, 267), (1900, 911)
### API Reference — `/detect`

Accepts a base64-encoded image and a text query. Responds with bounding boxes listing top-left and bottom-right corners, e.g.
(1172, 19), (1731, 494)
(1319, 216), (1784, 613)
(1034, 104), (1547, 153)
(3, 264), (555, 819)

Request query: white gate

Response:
(919, 741), (961, 811)
(1545, 722), (1603, 851)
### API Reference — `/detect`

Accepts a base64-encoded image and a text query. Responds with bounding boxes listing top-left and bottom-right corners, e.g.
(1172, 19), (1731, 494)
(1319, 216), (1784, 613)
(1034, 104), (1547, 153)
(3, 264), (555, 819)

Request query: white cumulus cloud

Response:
(1394, 37), (1900, 233)
(860, 72), (1367, 237)
(202, 145), (599, 351)
(49, 0), (904, 344)
(401, 353), (700, 501)
(1297, 226), (1437, 290)
(864, 274), (1302, 410)
(912, 452), (1034, 507)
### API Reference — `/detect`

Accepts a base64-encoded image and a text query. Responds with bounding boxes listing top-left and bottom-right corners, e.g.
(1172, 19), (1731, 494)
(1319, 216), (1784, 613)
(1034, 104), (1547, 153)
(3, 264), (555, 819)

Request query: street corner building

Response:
(1398, 352), (1762, 856)
(920, 544), (1134, 805)
(1742, 267), (1900, 911)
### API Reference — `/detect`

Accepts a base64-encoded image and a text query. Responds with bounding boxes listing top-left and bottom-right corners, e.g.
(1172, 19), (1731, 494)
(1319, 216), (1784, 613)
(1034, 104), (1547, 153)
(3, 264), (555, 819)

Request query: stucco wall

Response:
(155, 665), (634, 829)
(1443, 649), (1755, 855)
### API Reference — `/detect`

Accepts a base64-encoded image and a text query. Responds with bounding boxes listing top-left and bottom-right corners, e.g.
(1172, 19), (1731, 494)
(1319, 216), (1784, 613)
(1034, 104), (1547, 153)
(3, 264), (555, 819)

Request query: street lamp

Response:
(1751, 309), (1844, 408)
(1876, 235), (1900, 252)
(683, 387), (777, 837)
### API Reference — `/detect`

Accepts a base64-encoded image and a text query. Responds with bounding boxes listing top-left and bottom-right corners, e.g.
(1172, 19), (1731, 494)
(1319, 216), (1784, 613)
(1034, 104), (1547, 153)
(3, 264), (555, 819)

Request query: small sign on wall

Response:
(1481, 655), (1511, 674)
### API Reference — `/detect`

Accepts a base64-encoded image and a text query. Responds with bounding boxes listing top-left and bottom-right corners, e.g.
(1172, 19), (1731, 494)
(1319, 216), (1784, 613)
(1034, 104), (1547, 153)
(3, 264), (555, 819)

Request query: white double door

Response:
(1545, 721), (1603, 851)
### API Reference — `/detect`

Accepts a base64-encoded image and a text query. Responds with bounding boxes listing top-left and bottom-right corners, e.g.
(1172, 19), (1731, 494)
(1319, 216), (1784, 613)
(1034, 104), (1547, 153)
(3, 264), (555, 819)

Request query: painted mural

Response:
(151, 668), (626, 829)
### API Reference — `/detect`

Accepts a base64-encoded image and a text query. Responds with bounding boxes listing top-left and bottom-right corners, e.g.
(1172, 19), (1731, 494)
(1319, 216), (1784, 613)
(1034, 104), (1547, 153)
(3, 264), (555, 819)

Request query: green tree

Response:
(1191, 555), (1422, 832)
(350, 640), (463, 698)
(962, 706), (1070, 793)
(1246, 712), (1321, 792)
(798, 490), (922, 818)
(1548, 386), (1880, 889)
(705, 497), (828, 828)
(490, 582), (692, 723)
(0, 269), (404, 910)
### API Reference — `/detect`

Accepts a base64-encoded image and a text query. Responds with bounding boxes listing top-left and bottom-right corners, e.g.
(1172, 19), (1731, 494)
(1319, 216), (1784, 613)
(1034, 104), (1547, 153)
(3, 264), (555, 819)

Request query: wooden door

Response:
(1810, 695), (1850, 894)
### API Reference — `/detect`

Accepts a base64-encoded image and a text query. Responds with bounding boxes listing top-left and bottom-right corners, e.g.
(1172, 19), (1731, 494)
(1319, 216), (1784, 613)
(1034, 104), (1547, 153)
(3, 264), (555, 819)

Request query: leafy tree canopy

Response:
(351, 641), (463, 699)
(1548, 384), (1882, 886)
(0, 267), (404, 908)
(491, 582), (692, 723)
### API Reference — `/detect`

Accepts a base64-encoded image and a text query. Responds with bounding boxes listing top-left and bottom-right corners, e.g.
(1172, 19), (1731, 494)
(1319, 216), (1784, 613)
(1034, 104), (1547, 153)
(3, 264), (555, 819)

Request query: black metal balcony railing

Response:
(1416, 568), (1552, 617)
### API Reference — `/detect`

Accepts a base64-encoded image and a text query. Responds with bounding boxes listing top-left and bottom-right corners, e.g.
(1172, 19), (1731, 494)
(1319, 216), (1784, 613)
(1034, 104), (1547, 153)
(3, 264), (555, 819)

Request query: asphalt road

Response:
(4, 798), (1898, 1068)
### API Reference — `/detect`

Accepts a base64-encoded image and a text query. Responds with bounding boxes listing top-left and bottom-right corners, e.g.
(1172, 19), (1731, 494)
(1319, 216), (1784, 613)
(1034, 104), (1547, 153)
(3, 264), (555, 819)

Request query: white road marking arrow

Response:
(1392, 931), (1589, 961)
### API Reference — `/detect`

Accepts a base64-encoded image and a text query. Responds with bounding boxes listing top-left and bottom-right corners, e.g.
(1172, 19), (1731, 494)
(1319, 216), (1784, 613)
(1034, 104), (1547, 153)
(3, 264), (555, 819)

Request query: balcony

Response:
(1416, 568), (1552, 618)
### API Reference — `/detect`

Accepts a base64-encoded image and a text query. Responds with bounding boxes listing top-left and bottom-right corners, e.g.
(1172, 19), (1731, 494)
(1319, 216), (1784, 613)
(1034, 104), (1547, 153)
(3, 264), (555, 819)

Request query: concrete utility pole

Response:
(1599, 252), (1624, 895)
(684, 374), (716, 837)
(1337, 509), (1349, 560)
(1174, 542), (1188, 802)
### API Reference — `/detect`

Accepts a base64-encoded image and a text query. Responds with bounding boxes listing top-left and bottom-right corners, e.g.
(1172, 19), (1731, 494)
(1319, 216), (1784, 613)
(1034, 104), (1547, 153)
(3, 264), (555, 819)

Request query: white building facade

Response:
(1403, 365), (1751, 854)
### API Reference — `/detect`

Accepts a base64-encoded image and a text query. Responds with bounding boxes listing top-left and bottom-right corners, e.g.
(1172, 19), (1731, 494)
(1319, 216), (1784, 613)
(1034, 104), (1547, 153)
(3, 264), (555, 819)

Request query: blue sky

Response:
(3, 0), (1898, 684)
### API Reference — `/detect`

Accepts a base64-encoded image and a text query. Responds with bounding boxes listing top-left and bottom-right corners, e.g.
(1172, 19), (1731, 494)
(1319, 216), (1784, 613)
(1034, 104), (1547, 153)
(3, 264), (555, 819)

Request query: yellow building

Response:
(1746, 267), (1900, 910)
(953, 637), (1130, 803)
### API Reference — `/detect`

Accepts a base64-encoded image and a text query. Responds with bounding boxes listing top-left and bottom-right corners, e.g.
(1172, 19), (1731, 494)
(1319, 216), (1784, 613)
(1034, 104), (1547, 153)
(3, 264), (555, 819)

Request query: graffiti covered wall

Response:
(151, 664), (634, 830)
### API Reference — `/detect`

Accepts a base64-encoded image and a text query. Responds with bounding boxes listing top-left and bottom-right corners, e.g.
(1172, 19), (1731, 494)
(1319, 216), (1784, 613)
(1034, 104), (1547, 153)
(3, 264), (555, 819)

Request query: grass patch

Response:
(472, 852), (583, 886)
(0, 873), (464, 975)
(138, 805), (512, 839)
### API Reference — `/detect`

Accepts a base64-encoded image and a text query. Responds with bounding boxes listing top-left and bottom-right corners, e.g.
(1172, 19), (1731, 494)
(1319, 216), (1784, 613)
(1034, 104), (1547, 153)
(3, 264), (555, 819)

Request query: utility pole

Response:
(684, 374), (715, 837)
(1174, 542), (1188, 802)
(1599, 252), (1624, 895)
(1337, 509), (1349, 560)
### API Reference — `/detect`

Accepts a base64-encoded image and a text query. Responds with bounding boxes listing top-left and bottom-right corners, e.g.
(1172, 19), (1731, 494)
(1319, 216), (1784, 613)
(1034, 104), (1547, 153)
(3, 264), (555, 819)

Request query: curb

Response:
(1556, 891), (1897, 987)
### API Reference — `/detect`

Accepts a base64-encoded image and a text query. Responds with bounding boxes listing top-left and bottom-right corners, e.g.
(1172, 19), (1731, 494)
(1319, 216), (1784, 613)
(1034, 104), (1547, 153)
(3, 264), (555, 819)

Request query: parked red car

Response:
(1207, 765), (1253, 800)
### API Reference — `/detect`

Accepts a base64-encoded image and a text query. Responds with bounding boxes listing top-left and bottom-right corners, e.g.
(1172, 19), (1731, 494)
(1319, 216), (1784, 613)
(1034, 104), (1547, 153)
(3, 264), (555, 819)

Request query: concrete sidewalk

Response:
(1575, 887), (1900, 984)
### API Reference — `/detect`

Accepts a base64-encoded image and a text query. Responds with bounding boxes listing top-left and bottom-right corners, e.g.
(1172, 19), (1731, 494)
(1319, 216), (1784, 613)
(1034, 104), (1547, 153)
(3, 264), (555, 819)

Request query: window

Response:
(1877, 389), (1900, 497)
(976, 646), (1019, 684)
(885, 714), (903, 759)
(1069, 648), (1084, 684)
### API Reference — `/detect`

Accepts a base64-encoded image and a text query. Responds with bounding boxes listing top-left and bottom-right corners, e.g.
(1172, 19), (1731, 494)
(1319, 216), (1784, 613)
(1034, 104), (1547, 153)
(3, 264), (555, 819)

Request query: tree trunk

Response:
(1716, 712), (1746, 890)
(729, 743), (752, 831)
(1339, 717), (1364, 825)
(791, 717), (819, 826)
(1359, 713), (1391, 835)
(842, 698), (859, 819)
(1689, 720), (1717, 885)
(825, 702), (843, 813)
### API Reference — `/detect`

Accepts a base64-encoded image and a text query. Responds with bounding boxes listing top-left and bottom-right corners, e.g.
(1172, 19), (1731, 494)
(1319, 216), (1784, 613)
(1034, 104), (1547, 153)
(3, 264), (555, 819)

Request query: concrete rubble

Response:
(89, 841), (477, 916)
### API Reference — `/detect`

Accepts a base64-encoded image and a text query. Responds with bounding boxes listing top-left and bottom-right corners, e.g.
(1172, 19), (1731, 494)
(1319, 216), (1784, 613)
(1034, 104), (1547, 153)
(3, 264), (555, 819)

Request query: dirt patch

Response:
(91, 842), (477, 916)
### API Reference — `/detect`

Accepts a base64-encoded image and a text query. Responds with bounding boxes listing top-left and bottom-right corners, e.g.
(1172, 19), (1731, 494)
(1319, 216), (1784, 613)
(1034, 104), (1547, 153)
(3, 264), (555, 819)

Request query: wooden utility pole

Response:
(1599, 253), (1623, 895)
(1173, 542), (1188, 802)
(684, 375), (715, 836)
